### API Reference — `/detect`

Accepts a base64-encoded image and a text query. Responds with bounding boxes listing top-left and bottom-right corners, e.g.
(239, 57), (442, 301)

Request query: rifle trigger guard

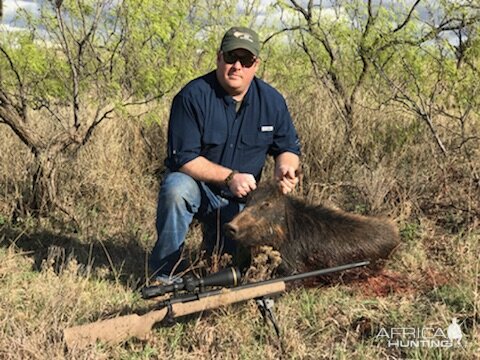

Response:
(160, 302), (175, 327)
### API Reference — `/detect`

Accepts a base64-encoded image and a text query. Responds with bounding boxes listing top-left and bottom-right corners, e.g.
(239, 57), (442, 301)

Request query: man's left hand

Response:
(275, 165), (298, 194)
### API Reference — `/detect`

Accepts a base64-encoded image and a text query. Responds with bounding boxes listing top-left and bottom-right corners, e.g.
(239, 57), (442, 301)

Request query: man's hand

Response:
(228, 172), (257, 197)
(275, 164), (299, 194)
(275, 152), (300, 194)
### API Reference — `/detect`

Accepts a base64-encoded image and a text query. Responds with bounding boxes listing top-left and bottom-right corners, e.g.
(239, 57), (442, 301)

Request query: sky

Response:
(1, 0), (40, 31)
(0, 0), (467, 42)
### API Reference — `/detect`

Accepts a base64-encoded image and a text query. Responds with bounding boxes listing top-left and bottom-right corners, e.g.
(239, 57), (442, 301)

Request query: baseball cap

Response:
(220, 26), (260, 57)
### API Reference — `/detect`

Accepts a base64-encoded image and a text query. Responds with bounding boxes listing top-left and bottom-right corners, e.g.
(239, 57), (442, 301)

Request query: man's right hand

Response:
(228, 172), (257, 198)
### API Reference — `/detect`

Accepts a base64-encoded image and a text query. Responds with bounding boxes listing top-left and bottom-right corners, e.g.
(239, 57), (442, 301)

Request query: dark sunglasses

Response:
(222, 51), (257, 68)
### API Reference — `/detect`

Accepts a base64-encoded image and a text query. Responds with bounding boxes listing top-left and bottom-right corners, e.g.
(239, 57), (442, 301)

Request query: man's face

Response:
(216, 49), (259, 98)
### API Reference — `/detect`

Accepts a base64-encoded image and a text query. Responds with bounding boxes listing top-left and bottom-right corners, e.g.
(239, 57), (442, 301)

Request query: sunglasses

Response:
(222, 51), (257, 68)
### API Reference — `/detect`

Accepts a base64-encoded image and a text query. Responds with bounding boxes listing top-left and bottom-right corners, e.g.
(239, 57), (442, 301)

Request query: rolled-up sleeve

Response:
(268, 99), (301, 158)
(165, 94), (202, 171)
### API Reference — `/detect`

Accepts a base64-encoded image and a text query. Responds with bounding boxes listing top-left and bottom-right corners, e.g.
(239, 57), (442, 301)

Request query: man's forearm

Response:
(179, 156), (257, 197)
(179, 156), (232, 186)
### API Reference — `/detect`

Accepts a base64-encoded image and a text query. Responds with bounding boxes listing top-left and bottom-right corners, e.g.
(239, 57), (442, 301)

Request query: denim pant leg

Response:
(149, 172), (202, 276)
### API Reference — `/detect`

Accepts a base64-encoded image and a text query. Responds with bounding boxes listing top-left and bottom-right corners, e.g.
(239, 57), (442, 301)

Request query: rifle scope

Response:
(142, 267), (241, 300)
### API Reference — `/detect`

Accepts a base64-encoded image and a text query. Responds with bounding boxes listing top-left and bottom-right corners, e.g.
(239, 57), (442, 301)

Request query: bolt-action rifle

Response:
(63, 260), (369, 349)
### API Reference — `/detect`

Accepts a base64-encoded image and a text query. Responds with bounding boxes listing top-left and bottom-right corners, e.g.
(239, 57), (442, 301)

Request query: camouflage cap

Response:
(220, 26), (260, 57)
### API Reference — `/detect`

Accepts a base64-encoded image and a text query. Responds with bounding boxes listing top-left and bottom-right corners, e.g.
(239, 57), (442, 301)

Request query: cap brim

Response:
(221, 43), (258, 57)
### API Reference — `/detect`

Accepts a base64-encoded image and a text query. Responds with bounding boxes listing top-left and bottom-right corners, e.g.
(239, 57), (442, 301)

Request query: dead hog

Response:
(224, 182), (400, 275)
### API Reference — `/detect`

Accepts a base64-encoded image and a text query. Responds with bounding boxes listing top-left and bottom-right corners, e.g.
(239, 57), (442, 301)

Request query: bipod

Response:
(256, 296), (281, 337)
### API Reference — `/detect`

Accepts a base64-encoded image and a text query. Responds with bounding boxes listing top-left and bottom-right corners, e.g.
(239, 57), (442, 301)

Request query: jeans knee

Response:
(159, 172), (200, 209)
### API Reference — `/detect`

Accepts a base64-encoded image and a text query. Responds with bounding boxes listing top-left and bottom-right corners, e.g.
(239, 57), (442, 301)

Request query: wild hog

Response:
(224, 182), (400, 275)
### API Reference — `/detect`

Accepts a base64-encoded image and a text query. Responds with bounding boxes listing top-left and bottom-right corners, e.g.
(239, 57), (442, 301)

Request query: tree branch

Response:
(263, 26), (303, 45)
(392, 0), (421, 33)
(54, 3), (80, 130)
(0, 45), (28, 121)
(289, 0), (311, 22)
(80, 106), (116, 146)
(0, 92), (44, 155)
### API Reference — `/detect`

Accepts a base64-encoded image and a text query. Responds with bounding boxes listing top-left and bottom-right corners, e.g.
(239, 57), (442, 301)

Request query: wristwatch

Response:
(224, 170), (238, 187)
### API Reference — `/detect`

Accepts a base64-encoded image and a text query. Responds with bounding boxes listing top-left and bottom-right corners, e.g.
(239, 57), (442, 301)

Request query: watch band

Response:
(224, 170), (238, 187)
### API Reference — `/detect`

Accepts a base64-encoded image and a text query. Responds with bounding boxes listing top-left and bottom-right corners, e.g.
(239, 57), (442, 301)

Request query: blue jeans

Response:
(149, 171), (245, 276)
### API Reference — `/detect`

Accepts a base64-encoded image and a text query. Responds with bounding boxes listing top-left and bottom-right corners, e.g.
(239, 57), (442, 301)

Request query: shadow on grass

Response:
(0, 223), (150, 289)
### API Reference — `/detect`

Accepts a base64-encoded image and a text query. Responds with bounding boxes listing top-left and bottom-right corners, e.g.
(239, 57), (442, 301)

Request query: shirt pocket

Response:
(240, 125), (274, 148)
(201, 125), (228, 160)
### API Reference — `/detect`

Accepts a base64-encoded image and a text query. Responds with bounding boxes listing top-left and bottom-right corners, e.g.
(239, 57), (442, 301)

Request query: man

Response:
(150, 26), (301, 280)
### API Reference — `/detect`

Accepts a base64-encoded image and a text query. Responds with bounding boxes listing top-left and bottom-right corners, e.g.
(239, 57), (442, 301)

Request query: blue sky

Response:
(1, 0), (40, 30)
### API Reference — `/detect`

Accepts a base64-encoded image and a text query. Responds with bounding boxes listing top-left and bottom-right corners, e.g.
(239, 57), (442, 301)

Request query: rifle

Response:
(63, 260), (369, 349)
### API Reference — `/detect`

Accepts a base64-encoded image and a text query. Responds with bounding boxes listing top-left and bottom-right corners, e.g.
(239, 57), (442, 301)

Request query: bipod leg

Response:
(256, 297), (281, 337)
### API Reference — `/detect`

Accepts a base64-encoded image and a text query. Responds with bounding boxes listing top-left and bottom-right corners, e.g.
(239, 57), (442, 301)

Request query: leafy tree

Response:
(371, 0), (480, 157)
(271, 0), (480, 149)
(0, 0), (279, 220)
(0, 0), (204, 218)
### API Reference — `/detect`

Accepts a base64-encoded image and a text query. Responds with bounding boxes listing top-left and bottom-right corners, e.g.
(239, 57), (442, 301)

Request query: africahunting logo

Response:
(376, 318), (464, 349)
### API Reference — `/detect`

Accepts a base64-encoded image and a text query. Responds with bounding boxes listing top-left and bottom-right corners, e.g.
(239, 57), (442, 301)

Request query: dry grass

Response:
(0, 236), (477, 359)
(0, 86), (479, 359)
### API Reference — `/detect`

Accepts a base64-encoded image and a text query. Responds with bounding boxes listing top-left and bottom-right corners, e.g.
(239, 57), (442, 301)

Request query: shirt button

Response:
(229, 144), (233, 148)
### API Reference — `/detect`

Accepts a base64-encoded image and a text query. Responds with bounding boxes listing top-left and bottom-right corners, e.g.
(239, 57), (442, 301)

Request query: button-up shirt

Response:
(165, 71), (301, 188)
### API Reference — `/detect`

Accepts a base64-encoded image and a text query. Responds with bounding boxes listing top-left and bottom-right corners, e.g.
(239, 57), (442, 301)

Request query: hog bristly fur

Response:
(225, 182), (400, 275)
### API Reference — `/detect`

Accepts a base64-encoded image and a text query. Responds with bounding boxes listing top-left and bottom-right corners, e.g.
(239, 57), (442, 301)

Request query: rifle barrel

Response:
(157, 260), (369, 307)
(239, 260), (370, 290)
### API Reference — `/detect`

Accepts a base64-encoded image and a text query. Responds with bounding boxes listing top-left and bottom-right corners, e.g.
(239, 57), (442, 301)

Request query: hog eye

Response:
(260, 202), (271, 209)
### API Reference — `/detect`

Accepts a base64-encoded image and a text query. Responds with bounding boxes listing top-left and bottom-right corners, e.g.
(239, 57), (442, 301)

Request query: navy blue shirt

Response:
(165, 71), (301, 187)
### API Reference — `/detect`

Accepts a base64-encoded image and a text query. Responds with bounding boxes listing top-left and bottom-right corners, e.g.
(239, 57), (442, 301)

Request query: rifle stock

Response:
(64, 281), (286, 349)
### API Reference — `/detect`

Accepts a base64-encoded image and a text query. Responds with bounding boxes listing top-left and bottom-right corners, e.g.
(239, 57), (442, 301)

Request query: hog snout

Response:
(224, 222), (239, 239)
